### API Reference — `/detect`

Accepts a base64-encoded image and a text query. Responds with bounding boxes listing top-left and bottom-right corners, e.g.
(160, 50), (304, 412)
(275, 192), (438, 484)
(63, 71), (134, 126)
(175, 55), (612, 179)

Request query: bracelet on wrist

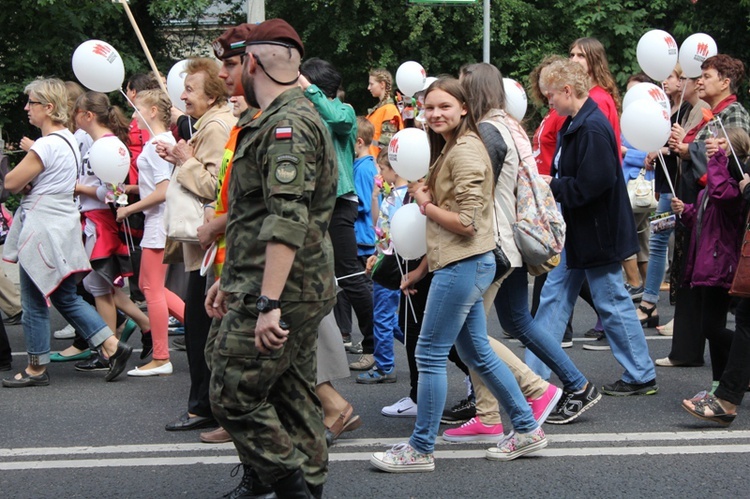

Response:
(419, 200), (432, 215)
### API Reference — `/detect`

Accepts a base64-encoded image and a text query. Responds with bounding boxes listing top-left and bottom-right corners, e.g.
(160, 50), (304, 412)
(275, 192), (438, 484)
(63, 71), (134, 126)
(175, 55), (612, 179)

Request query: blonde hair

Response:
(369, 68), (393, 103)
(540, 60), (590, 99)
(64, 81), (85, 132)
(135, 89), (172, 128)
(25, 78), (68, 125)
(529, 55), (566, 106)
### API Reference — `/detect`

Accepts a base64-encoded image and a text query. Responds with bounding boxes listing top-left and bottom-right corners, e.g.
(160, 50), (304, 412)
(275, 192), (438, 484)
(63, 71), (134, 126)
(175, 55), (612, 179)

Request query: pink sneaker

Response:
(442, 417), (503, 442)
(527, 385), (563, 424)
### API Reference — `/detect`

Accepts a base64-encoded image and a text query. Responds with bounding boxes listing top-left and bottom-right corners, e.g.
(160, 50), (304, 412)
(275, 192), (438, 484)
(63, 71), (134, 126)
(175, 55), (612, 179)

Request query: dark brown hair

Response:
(702, 54), (746, 95)
(75, 91), (130, 144)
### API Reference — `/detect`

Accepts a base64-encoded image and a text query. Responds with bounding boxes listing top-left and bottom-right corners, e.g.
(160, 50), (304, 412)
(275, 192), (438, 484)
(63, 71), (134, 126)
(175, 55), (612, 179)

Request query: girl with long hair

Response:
(370, 77), (546, 473)
(72, 91), (152, 371)
(365, 68), (403, 157)
(116, 89), (185, 376)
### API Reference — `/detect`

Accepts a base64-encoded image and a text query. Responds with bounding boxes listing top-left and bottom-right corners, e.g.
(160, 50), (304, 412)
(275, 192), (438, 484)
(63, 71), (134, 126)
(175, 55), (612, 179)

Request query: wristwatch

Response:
(256, 295), (281, 313)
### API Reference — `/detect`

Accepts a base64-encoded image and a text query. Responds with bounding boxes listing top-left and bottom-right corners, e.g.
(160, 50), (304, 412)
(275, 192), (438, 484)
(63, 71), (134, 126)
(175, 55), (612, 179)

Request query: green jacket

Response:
(304, 83), (356, 197)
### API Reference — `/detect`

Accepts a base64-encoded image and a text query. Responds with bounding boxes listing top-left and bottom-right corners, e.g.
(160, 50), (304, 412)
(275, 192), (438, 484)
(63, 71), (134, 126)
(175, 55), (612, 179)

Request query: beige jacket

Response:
(426, 132), (495, 271)
(480, 113), (523, 268)
(177, 104), (237, 271)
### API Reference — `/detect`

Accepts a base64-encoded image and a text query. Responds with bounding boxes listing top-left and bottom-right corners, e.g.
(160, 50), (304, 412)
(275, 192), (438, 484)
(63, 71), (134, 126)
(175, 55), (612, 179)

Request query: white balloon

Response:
(390, 203), (427, 260)
(388, 128), (430, 182)
(621, 99), (672, 153)
(623, 82), (670, 113)
(72, 40), (125, 93)
(422, 76), (437, 91)
(503, 78), (527, 121)
(87, 136), (131, 185)
(679, 33), (718, 78)
(636, 29), (679, 81)
(167, 60), (189, 113)
(396, 61), (426, 98)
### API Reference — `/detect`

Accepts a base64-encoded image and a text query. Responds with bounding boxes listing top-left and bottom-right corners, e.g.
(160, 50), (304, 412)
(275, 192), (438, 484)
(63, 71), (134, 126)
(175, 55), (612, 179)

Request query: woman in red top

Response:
(569, 37), (622, 154)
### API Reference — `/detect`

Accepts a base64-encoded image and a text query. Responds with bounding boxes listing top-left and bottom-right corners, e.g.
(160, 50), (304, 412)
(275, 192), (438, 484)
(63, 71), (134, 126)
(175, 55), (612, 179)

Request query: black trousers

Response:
(667, 286), (706, 365)
(0, 321), (10, 366)
(694, 286), (733, 381)
(716, 297), (750, 405)
(398, 270), (469, 403)
(184, 269), (213, 418)
(328, 198), (374, 354)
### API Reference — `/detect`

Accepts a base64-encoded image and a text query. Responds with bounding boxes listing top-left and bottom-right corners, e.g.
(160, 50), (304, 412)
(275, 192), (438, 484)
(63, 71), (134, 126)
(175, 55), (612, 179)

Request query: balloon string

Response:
(393, 249), (418, 323)
(119, 89), (155, 138)
(715, 116), (747, 179)
(657, 150), (677, 198)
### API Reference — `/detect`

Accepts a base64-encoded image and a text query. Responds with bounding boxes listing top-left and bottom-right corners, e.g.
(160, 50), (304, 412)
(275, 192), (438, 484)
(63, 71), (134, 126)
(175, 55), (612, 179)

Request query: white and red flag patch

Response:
(275, 127), (293, 140)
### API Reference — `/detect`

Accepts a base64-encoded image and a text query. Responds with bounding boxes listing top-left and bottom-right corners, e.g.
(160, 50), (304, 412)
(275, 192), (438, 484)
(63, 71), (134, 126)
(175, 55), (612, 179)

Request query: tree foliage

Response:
(2, 0), (750, 144)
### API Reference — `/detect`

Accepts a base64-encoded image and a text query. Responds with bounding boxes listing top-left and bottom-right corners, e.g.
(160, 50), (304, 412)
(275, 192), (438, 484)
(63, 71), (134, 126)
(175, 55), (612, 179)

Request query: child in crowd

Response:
(360, 148), (407, 384)
(353, 117), (378, 260)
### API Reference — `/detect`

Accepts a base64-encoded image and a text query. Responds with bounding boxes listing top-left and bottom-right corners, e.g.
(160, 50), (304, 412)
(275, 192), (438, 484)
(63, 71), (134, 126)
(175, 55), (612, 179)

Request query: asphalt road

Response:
(2, 283), (750, 499)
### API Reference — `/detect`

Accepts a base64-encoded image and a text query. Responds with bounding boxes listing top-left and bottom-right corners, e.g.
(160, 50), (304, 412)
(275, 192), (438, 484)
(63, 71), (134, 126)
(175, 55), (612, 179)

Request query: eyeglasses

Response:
(27, 100), (44, 106)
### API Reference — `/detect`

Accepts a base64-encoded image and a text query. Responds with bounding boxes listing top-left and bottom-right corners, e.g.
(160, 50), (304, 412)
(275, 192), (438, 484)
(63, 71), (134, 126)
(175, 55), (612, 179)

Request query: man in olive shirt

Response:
(205, 19), (337, 498)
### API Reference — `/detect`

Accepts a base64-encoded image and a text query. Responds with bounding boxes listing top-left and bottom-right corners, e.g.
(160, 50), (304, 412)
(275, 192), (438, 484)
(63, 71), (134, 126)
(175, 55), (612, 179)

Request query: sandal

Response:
(682, 394), (736, 426)
(326, 403), (362, 442)
(637, 304), (659, 328)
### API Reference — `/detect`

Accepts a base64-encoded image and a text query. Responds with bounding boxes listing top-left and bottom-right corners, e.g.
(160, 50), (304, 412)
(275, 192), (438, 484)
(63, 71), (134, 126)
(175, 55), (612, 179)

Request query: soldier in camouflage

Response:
(204, 19), (337, 499)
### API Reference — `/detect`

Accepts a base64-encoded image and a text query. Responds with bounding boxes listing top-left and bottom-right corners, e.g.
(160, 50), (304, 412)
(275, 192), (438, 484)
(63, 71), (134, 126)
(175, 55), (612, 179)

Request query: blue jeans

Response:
(372, 282), (401, 371)
(410, 252), (537, 454)
(526, 250), (656, 384)
(20, 267), (111, 366)
(494, 267), (587, 392)
(642, 193), (673, 304)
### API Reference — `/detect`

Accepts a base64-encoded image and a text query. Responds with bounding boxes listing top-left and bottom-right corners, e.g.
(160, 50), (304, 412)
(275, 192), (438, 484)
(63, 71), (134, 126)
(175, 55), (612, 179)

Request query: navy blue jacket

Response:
(549, 97), (638, 269)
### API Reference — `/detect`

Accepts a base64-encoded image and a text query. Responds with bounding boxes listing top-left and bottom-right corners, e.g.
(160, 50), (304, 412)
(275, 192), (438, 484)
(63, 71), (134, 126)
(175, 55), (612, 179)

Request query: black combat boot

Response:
(223, 464), (276, 499)
(270, 469), (313, 499)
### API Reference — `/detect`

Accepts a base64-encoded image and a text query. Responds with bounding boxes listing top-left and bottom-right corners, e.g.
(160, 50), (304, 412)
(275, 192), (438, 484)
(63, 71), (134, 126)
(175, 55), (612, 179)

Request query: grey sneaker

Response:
(624, 283), (644, 301)
(346, 341), (363, 355)
(356, 367), (397, 384)
(582, 336), (610, 351)
(349, 354), (375, 371)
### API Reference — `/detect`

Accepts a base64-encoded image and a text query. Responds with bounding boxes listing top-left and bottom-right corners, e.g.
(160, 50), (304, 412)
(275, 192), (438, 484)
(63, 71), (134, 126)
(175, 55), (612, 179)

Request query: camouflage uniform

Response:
(208, 87), (337, 487)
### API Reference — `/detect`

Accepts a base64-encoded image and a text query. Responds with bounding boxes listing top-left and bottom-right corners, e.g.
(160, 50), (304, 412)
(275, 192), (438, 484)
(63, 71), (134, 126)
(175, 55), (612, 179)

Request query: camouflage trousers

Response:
(208, 293), (334, 487)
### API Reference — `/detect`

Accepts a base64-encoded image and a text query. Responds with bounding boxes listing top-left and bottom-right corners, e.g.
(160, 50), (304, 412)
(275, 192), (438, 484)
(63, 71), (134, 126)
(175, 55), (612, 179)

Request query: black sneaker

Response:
(584, 328), (603, 338)
(602, 378), (658, 396)
(74, 353), (110, 372)
(546, 383), (602, 424)
(440, 397), (476, 424)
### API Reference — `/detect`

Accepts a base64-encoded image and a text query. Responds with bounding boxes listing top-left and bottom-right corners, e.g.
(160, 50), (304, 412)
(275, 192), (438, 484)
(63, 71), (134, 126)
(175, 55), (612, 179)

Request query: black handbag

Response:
(371, 252), (403, 290)
(493, 245), (511, 282)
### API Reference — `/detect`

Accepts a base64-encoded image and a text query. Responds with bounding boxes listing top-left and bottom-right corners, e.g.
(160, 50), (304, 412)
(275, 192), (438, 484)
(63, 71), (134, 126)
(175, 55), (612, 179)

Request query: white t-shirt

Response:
(138, 131), (175, 248)
(28, 129), (78, 195)
(78, 144), (109, 212)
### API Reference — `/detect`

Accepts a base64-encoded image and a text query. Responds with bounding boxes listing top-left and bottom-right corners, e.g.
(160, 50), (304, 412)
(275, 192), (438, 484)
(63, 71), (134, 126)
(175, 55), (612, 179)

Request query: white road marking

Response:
(2, 430), (750, 470)
(2, 444), (750, 470)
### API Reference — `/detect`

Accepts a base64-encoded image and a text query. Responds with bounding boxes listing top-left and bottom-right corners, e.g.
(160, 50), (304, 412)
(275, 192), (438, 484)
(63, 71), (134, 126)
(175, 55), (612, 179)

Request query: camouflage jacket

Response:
(221, 87), (338, 302)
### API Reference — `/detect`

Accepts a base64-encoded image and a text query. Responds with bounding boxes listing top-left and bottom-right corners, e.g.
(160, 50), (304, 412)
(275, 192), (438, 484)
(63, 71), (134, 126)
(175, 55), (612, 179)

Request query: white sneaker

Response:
(53, 324), (76, 340)
(381, 396), (417, 418)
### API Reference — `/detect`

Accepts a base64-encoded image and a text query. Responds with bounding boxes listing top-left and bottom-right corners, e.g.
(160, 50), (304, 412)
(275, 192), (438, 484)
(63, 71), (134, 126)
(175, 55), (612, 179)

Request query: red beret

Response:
(212, 24), (256, 60)
(245, 18), (304, 58)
